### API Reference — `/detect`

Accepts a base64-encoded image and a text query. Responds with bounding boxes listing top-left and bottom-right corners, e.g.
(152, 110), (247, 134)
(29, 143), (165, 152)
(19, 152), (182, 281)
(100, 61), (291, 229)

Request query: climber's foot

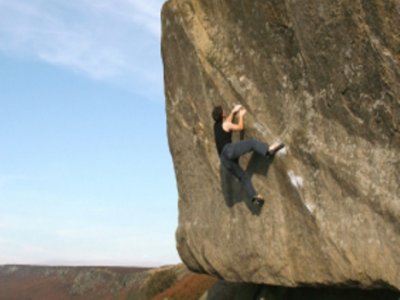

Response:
(267, 142), (285, 156)
(252, 195), (265, 207)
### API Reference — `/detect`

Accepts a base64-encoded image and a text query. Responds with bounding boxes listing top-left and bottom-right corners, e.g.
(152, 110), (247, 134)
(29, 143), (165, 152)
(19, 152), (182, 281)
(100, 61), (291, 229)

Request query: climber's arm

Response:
(225, 105), (242, 123)
(223, 108), (246, 132)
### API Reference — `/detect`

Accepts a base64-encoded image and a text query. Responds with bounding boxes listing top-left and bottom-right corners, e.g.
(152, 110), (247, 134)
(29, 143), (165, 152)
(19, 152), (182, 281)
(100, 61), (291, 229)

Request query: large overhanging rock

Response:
(161, 0), (400, 290)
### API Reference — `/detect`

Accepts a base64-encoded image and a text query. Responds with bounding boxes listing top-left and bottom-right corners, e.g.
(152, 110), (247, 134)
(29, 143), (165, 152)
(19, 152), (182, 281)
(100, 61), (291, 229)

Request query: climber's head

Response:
(212, 105), (224, 122)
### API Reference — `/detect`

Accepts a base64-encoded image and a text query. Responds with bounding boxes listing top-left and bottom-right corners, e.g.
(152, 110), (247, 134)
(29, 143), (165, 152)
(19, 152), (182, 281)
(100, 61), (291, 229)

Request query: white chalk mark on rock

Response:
(252, 122), (271, 137)
(288, 170), (303, 189)
(305, 201), (315, 213)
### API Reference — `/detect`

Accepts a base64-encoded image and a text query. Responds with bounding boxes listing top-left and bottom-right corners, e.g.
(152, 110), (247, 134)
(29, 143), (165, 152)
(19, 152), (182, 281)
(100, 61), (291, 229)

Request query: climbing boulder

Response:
(162, 0), (400, 289)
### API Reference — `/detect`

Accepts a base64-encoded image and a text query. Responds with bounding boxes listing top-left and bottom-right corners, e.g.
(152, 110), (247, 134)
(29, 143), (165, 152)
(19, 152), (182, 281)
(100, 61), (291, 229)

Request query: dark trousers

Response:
(220, 139), (268, 200)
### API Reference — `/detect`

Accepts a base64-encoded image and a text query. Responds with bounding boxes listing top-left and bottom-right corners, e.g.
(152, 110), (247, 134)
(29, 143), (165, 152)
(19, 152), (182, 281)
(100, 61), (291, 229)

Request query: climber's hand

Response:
(232, 104), (242, 114)
(239, 108), (247, 116)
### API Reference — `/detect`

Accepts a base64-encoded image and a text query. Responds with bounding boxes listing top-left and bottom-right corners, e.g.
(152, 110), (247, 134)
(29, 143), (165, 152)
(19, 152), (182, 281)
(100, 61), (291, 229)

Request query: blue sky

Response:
(0, 0), (180, 266)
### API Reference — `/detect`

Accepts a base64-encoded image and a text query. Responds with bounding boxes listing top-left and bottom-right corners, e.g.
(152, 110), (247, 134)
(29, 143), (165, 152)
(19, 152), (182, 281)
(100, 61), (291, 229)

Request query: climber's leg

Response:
(220, 154), (257, 200)
(226, 139), (268, 160)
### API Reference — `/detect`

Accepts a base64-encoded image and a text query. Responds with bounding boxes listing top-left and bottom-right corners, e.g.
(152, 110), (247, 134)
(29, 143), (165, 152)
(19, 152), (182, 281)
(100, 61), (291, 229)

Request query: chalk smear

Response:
(288, 170), (303, 189)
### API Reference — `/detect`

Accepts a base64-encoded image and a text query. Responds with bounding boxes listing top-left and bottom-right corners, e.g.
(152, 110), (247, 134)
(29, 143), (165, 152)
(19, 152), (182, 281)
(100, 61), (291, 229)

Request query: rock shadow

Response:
(206, 281), (400, 300)
(220, 152), (274, 215)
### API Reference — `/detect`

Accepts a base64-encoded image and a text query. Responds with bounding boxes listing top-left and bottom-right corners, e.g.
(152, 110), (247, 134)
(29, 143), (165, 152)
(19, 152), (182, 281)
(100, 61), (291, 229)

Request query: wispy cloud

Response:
(0, 0), (165, 98)
(89, 0), (163, 36)
(0, 214), (179, 266)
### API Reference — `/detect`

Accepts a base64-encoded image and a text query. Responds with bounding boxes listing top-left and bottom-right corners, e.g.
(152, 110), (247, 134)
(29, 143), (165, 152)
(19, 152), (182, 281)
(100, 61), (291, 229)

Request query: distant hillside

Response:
(1, 264), (399, 299)
(0, 264), (216, 300)
(0, 265), (149, 300)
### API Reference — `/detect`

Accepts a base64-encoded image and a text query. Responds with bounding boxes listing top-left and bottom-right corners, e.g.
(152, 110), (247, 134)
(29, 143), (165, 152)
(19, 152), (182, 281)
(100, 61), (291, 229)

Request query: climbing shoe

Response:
(252, 196), (265, 207)
(267, 143), (285, 156)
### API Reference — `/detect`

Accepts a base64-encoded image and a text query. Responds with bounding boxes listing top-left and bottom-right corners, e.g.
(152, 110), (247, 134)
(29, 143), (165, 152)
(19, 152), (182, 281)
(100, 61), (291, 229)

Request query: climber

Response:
(212, 104), (284, 206)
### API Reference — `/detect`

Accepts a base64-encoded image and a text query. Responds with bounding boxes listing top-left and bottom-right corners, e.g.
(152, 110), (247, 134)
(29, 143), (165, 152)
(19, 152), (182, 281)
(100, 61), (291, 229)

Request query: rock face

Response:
(161, 0), (400, 290)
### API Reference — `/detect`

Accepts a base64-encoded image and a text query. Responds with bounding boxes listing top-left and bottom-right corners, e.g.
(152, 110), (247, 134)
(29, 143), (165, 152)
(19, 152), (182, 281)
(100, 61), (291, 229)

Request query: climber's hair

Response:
(212, 106), (223, 122)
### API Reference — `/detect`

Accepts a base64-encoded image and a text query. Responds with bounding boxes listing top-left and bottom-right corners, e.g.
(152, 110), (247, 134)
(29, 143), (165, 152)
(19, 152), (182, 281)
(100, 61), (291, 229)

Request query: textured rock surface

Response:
(162, 0), (400, 289)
